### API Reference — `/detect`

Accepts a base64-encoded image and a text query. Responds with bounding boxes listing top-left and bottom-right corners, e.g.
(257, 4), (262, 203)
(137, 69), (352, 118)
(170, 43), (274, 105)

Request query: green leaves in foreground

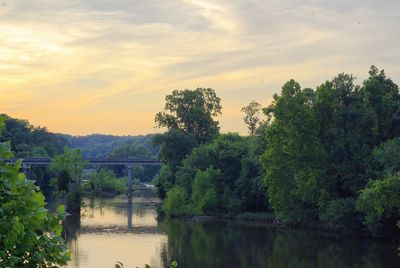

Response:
(0, 116), (70, 267)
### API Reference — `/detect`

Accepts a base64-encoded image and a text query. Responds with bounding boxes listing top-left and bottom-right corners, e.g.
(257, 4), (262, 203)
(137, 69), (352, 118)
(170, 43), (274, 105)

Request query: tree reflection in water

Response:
(159, 219), (400, 268)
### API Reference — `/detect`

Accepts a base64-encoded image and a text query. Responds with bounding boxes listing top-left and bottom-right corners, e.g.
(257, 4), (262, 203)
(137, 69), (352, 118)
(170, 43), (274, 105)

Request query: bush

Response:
(356, 174), (400, 235)
(163, 186), (188, 217)
(191, 168), (219, 214)
(82, 169), (127, 197)
(319, 198), (359, 230)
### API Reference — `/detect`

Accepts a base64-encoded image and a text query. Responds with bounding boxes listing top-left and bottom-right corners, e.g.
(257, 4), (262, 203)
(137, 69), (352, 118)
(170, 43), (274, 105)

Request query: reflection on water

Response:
(159, 220), (400, 268)
(65, 197), (166, 268)
(62, 197), (400, 268)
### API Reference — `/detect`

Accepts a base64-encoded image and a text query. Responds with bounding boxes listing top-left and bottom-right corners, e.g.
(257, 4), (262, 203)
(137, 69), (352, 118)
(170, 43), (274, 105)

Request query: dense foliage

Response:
(155, 89), (267, 216)
(0, 115), (160, 187)
(261, 66), (400, 234)
(63, 133), (157, 159)
(156, 67), (400, 237)
(161, 134), (267, 216)
(155, 88), (222, 143)
(50, 147), (87, 213)
(0, 114), (68, 158)
(0, 117), (70, 267)
(0, 114), (69, 192)
(82, 169), (127, 197)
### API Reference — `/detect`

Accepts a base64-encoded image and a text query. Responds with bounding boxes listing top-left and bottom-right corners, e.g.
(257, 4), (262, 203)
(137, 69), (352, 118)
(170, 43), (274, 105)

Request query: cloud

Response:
(1, 0), (399, 135)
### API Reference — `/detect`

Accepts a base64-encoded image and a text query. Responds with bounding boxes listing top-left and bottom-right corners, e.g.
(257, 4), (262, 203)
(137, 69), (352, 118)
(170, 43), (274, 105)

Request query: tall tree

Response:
(361, 66), (400, 143)
(155, 88), (222, 143)
(241, 101), (262, 136)
(313, 73), (379, 228)
(261, 80), (325, 223)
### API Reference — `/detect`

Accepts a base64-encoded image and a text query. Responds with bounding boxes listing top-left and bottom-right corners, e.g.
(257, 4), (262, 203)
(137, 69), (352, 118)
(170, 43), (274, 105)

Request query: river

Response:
(58, 196), (400, 268)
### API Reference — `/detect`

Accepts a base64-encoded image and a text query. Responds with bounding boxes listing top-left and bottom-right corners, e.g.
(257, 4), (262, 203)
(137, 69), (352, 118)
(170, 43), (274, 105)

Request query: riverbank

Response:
(167, 211), (400, 240)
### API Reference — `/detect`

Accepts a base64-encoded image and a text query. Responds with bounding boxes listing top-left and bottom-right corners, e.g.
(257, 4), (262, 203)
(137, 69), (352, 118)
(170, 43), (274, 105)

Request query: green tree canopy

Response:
(262, 80), (324, 223)
(155, 88), (222, 143)
(50, 146), (87, 181)
(0, 114), (67, 157)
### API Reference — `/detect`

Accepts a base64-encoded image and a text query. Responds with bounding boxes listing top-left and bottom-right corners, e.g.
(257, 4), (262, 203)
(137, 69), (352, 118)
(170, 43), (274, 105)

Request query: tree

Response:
(176, 134), (248, 195)
(314, 73), (377, 228)
(172, 134), (262, 214)
(361, 66), (400, 143)
(0, 114), (68, 192)
(241, 101), (262, 136)
(155, 88), (222, 143)
(50, 146), (87, 213)
(50, 146), (87, 183)
(356, 137), (400, 235)
(0, 116), (70, 267)
(370, 137), (400, 178)
(153, 129), (198, 198)
(261, 80), (325, 223)
(0, 114), (67, 157)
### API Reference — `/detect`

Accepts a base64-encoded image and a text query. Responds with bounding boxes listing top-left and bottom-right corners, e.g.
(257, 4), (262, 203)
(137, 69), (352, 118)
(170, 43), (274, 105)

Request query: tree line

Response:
(154, 66), (400, 237)
(0, 116), (160, 192)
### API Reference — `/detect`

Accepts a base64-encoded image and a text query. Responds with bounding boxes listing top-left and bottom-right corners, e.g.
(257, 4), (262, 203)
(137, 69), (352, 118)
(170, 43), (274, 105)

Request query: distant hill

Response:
(59, 133), (158, 159)
(1, 114), (161, 183)
(0, 114), (158, 159)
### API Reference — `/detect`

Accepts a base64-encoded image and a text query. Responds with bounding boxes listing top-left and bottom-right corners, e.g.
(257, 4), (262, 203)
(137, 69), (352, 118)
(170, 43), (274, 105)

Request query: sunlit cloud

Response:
(1, 0), (399, 135)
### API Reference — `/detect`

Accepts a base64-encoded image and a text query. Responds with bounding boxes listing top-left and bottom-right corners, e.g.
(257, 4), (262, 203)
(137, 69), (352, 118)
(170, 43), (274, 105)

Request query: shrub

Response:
(357, 174), (400, 235)
(191, 168), (219, 214)
(163, 186), (188, 217)
(82, 169), (127, 197)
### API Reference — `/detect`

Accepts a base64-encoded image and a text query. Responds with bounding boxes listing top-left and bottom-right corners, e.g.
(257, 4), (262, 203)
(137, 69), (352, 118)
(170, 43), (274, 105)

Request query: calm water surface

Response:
(59, 197), (400, 268)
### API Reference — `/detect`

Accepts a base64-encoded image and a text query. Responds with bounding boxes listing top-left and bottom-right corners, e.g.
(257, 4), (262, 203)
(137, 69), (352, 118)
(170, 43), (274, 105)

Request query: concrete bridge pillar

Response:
(127, 198), (133, 230)
(22, 163), (30, 179)
(127, 164), (133, 199)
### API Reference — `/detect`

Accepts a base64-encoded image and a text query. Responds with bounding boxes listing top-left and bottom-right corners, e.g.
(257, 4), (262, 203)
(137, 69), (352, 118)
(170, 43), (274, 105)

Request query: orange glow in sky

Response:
(1, 0), (399, 135)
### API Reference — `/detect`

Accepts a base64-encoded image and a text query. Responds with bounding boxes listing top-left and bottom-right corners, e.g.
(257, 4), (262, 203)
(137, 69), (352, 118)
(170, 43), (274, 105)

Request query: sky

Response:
(1, 0), (400, 135)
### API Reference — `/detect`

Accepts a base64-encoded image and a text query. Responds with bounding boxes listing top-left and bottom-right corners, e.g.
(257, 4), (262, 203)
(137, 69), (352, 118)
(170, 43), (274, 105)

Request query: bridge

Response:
(6, 157), (161, 198)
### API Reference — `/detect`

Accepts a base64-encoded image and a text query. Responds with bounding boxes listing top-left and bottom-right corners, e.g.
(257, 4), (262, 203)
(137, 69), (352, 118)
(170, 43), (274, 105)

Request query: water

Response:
(61, 197), (400, 268)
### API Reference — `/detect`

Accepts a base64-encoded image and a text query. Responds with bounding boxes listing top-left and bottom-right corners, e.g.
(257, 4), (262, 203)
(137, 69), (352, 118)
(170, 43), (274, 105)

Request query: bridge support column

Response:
(127, 164), (133, 199)
(127, 198), (133, 230)
(22, 163), (29, 179)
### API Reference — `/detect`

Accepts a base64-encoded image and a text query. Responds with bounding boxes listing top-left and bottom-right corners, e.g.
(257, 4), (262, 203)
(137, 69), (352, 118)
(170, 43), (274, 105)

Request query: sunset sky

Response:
(1, 0), (399, 135)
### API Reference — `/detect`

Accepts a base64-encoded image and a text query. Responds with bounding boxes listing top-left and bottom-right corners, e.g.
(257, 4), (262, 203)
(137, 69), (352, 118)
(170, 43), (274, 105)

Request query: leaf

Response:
(115, 261), (124, 268)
